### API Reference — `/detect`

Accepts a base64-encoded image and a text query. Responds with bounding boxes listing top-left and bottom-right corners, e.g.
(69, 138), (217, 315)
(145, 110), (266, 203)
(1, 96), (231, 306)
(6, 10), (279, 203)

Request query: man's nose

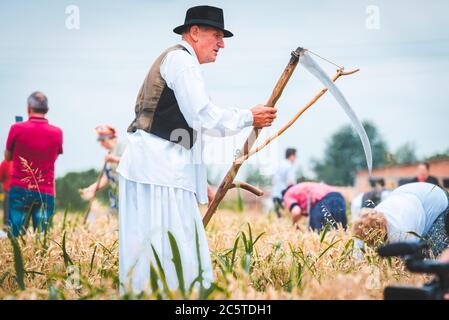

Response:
(218, 39), (225, 49)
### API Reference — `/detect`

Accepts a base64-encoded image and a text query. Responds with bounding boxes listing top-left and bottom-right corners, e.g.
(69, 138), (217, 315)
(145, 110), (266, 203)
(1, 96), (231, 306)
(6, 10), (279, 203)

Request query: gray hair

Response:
(27, 91), (48, 113)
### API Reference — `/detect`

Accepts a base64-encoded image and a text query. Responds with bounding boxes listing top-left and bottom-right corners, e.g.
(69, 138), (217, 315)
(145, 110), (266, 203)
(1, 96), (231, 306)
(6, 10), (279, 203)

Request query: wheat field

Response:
(0, 202), (428, 300)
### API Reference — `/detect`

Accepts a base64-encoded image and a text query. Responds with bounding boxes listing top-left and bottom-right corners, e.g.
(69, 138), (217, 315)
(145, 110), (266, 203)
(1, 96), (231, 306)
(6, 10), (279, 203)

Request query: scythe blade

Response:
(299, 51), (373, 174)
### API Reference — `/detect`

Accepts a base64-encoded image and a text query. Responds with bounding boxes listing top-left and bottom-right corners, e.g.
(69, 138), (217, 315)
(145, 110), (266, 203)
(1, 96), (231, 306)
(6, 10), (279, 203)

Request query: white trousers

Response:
(118, 175), (213, 294)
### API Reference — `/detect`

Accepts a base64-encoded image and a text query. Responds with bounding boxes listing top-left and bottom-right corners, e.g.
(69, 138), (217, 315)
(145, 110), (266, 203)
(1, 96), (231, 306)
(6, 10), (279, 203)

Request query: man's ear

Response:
(189, 25), (200, 42)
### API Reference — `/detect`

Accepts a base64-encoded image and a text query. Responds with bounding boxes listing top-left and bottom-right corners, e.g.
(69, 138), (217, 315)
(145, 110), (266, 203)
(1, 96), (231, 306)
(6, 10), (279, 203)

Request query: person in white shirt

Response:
(117, 6), (277, 294)
(272, 148), (297, 217)
(353, 182), (449, 257)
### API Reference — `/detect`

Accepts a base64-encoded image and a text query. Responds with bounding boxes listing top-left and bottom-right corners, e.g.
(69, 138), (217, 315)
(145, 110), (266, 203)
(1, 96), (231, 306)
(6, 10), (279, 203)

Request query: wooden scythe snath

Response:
(202, 47), (360, 227)
(83, 161), (107, 224)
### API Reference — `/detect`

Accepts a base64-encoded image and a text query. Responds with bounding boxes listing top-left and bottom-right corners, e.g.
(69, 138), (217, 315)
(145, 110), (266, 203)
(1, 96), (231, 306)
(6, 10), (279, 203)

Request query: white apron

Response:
(118, 175), (213, 294)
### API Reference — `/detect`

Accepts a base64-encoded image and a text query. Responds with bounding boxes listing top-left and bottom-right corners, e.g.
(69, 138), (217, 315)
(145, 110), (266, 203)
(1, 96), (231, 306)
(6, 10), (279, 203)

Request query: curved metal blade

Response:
(299, 52), (372, 174)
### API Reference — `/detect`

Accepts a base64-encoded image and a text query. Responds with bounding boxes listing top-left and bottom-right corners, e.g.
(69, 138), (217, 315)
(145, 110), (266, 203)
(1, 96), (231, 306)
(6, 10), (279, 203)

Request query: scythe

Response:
(203, 47), (370, 227)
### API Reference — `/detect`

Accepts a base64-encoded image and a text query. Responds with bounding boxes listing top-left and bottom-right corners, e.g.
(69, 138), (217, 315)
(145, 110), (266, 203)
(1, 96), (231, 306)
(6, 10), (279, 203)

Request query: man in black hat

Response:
(117, 5), (277, 294)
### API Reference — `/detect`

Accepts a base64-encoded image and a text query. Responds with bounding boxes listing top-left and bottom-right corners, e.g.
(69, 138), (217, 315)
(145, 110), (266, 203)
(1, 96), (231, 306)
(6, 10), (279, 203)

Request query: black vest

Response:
(127, 45), (197, 149)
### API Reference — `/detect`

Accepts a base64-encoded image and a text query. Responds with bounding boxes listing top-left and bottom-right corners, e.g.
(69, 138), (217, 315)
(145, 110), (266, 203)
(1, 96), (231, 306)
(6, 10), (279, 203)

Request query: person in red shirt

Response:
(283, 182), (347, 231)
(5, 92), (63, 236)
(0, 157), (13, 227)
(409, 162), (440, 186)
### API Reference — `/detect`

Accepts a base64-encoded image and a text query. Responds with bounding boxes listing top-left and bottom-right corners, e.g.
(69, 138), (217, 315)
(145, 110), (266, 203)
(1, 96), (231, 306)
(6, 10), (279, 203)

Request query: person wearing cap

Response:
(4, 92), (63, 237)
(79, 125), (126, 213)
(117, 5), (277, 294)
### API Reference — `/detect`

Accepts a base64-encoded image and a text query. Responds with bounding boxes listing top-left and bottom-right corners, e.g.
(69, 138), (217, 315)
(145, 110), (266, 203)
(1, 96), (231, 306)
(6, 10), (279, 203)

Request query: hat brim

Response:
(173, 20), (233, 38)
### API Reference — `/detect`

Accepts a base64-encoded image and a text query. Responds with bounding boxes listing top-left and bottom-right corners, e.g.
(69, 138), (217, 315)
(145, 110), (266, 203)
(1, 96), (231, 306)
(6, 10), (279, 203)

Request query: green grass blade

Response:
(0, 272), (10, 287)
(8, 233), (26, 290)
(320, 224), (330, 243)
(230, 234), (240, 271)
(149, 263), (163, 300)
(62, 205), (69, 232)
(199, 282), (221, 300)
(406, 231), (426, 241)
(188, 275), (201, 296)
(253, 232), (265, 247)
(241, 253), (251, 273)
(247, 223), (253, 247)
(318, 240), (341, 259)
(89, 245), (98, 275)
(150, 244), (173, 299)
(191, 223), (204, 295)
(240, 231), (249, 254)
(212, 252), (229, 277)
(43, 206), (57, 250)
(62, 231), (73, 267)
(167, 231), (186, 298)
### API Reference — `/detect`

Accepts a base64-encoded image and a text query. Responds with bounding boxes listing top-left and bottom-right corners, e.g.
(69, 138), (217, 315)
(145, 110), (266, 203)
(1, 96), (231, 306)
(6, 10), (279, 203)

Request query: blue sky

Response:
(1, 0), (448, 179)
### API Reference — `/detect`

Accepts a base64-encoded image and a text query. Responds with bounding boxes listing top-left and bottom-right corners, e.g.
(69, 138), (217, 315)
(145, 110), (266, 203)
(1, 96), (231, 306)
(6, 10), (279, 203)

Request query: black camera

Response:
(377, 242), (449, 300)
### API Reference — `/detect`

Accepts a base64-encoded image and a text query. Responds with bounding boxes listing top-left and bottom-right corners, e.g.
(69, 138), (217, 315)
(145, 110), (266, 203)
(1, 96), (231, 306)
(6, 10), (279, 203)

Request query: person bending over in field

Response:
(352, 182), (449, 257)
(283, 182), (347, 232)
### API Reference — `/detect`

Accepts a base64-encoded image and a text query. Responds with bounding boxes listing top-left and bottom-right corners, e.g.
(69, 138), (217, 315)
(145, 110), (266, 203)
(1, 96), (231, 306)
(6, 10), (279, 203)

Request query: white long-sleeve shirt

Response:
(117, 41), (253, 204)
(271, 159), (296, 199)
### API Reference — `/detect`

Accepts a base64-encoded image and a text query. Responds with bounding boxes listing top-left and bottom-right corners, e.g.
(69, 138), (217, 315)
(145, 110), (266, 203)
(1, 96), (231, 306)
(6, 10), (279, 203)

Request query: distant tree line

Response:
(55, 169), (109, 212)
(312, 121), (449, 186)
(55, 121), (448, 209)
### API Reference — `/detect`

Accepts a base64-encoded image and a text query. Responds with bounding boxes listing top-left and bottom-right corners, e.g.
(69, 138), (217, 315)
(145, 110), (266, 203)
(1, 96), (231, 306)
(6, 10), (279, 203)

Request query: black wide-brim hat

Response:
(173, 5), (233, 38)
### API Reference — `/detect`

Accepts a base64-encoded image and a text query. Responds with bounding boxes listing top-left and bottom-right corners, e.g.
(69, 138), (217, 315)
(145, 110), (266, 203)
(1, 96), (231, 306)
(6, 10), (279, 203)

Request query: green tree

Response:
(312, 121), (389, 186)
(55, 169), (109, 212)
(426, 148), (449, 161)
(245, 165), (271, 187)
(393, 142), (418, 165)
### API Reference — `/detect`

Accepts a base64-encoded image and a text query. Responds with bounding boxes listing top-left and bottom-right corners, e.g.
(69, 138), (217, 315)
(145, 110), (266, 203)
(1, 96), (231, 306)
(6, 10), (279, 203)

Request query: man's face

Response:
(99, 138), (114, 151)
(195, 26), (225, 64)
(417, 164), (428, 178)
